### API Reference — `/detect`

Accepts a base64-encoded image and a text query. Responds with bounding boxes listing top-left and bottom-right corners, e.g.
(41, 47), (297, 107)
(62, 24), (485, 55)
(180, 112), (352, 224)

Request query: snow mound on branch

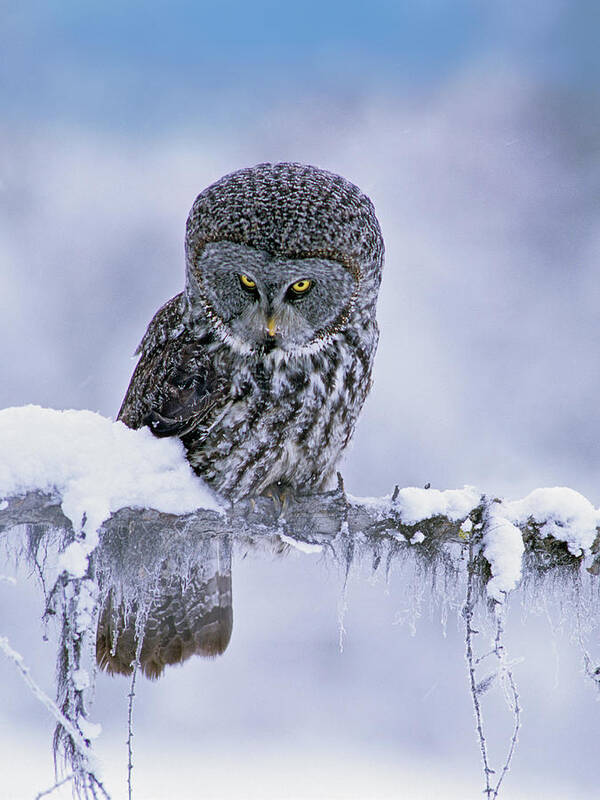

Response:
(394, 485), (480, 525)
(483, 510), (524, 602)
(482, 487), (600, 602)
(0, 405), (222, 536)
(349, 486), (480, 524)
(504, 487), (600, 557)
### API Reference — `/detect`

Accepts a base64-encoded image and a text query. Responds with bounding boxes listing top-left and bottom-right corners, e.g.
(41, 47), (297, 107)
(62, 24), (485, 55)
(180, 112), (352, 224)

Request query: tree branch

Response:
(1, 485), (597, 585)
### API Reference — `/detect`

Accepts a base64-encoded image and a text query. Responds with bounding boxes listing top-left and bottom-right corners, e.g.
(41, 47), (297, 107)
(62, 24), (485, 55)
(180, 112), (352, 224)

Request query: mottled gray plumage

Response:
(119, 162), (384, 501)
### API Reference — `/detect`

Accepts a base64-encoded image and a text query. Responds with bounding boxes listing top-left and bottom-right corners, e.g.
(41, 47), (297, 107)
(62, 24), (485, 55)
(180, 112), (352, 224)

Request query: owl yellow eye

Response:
(290, 279), (312, 294)
(239, 274), (256, 290)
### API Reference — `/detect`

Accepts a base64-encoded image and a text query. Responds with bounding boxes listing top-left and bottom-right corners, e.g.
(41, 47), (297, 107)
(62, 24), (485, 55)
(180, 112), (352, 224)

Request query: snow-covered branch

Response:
(2, 481), (599, 598)
(1, 406), (599, 599)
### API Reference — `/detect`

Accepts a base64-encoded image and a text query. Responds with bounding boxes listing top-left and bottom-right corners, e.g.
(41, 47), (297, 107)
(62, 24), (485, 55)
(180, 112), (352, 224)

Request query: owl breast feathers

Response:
(118, 162), (384, 501)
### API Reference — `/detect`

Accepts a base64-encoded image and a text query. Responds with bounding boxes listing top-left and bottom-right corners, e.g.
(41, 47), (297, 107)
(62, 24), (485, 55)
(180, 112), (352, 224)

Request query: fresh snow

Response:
(483, 487), (600, 602)
(504, 487), (600, 557)
(349, 485), (480, 524)
(0, 405), (223, 539)
(393, 485), (480, 525)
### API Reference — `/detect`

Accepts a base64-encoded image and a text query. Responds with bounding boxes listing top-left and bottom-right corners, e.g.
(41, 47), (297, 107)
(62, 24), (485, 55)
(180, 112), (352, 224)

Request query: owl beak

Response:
(266, 317), (277, 338)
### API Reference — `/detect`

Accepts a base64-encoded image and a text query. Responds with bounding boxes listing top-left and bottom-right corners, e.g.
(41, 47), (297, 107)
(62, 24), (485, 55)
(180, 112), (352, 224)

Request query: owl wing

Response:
(141, 340), (223, 438)
(118, 294), (226, 440)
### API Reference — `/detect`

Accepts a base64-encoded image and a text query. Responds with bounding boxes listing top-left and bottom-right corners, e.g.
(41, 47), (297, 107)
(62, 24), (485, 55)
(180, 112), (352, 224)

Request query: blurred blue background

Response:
(1, 2), (600, 797)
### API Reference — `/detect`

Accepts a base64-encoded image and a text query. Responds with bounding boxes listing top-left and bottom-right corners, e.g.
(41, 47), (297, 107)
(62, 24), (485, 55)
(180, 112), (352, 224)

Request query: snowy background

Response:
(1, 1), (600, 798)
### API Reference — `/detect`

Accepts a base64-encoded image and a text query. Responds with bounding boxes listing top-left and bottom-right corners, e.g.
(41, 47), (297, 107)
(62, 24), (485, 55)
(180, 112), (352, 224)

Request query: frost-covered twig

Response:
(0, 634), (109, 799)
(463, 525), (522, 800)
(490, 607), (521, 797)
(127, 665), (138, 800)
(124, 599), (152, 800)
(52, 572), (100, 745)
(0, 634), (92, 760)
(463, 536), (494, 796)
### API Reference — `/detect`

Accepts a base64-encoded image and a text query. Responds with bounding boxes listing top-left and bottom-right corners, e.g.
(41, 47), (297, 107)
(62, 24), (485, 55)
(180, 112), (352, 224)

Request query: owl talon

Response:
(278, 489), (291, 518)
(263, 484), (292, 519)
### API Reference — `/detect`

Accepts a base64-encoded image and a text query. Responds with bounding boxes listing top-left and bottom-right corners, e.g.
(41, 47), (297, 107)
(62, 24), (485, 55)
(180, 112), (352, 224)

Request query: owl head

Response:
(184, 162), (384, 355)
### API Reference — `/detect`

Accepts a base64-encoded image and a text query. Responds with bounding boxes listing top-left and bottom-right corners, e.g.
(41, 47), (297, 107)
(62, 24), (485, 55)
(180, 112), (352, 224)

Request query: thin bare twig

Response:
(490, 607), (521, 798)
(0, 635), (91, 761)
(0, 634), (111, 800)
(127, 665), (138, 800)
(463, 532), (521, 800)
(463, 536), (494, 797)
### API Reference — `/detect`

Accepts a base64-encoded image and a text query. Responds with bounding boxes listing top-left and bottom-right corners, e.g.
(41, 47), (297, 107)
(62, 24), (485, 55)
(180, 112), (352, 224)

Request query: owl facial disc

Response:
(187, 241), (358, 355)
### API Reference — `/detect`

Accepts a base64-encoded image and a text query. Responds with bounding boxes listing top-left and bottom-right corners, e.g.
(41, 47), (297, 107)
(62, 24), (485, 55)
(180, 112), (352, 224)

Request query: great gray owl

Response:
(118, 162), (384, 500)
